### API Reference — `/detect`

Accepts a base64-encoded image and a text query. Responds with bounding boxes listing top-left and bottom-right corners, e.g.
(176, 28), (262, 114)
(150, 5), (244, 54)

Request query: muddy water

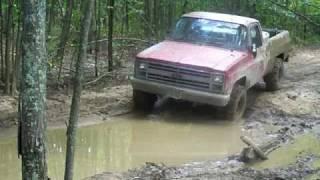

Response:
(0, 113), (246, 180)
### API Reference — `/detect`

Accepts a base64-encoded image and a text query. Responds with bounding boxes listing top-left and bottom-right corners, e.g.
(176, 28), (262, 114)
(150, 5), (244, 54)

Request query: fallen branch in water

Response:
(240, 134), (287, 163)
(240, 136), (268, 161)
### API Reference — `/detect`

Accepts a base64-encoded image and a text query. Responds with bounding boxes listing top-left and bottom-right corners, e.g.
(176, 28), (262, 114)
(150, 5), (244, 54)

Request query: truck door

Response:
(249, 23), (267, 83)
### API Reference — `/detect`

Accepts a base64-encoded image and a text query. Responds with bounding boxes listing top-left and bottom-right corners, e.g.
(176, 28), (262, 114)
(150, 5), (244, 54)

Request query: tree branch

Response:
(267, 0), (320, 28)
(51, 37), (153, 55)
(84, 72), (114, 86)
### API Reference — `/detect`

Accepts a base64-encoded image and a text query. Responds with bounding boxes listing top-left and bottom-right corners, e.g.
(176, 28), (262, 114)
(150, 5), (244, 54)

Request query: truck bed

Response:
(263, 28), (282, 38)
(264, 28), (291, 60)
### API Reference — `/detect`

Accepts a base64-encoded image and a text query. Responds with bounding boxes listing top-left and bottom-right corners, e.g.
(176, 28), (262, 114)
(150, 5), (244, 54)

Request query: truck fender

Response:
(277, 53), (289, 62)
(236, 77), (250, 89)
(228, 77), (249, 94)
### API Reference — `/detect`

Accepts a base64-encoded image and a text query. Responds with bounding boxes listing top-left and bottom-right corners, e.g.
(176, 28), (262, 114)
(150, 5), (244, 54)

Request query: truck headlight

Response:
(212, 74), (224, 84)
(139, 62), (148, 70)
(135, 60), (148, 79)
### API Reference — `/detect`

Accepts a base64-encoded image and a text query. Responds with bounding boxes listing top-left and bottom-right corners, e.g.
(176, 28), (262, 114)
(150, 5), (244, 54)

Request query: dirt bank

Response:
(0, 44), (137, 129)
(0, 84), (133, 129)
(87, 47), (320, 180)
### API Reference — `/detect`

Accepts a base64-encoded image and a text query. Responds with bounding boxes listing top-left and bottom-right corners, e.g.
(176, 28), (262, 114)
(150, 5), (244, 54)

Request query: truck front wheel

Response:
(264, 58), (284, 91)
(133, 90), (157, 111)
(224, 84), (247, 120)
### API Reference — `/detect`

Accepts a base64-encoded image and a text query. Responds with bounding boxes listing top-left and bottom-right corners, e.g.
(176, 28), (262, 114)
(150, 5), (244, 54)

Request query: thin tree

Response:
(107, 0), (114, 72)
(64, 0), (94, 179)
(94, 0), (101, 77)
(182, 0), (188, 14)
(4, 0), (13, 94)
(46, 0), (56, 37)
(144, 0), (151, 38)
(0, 0), (3, 82)
(124, 0), (129, 32)
(19, 0), (48, 179)
(167, 0), (176, 30)
(153, 0), (159, 37)
(12, 0), (22, 94)
(56, 0), (74, 81)
(10, 12), (15, 93)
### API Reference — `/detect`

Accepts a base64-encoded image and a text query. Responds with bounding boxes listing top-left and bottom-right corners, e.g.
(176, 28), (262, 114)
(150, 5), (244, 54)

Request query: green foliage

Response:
(7, 0), (319, 66)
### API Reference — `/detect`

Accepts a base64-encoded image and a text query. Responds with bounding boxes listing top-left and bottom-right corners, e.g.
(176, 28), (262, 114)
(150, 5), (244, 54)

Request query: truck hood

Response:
(137, 40), (248, 72)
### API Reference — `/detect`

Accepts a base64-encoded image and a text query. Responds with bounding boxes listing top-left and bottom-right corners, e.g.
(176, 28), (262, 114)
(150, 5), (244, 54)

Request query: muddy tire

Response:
(264, 58), (284, 91)
(224, 84), (247, 120)
(133, 90), (157, 111)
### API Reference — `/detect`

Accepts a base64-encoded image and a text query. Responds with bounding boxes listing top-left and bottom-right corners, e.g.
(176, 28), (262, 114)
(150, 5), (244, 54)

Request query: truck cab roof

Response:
(183, 12), (259, 26)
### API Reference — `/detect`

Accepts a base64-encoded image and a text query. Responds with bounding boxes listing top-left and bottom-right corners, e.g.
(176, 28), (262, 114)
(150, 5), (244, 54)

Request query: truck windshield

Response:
(168, 17), (248, 51)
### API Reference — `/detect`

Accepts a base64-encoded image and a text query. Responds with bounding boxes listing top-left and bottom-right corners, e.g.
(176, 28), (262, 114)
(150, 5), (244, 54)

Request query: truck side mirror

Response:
(251, 44), (257, 58)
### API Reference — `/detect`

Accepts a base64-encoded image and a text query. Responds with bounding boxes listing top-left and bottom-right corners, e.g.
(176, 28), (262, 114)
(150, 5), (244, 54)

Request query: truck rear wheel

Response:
(224, 84), (247, 120)
(133, 90), (157, 111)
(264, 58), (284, 91)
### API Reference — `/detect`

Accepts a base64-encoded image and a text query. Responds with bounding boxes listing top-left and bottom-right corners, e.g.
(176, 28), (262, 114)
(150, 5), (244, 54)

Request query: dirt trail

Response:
(88, 48), (320, 180)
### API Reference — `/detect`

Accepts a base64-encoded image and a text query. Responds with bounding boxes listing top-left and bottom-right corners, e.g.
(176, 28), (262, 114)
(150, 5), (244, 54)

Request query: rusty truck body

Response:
(131, 12), (291, 119)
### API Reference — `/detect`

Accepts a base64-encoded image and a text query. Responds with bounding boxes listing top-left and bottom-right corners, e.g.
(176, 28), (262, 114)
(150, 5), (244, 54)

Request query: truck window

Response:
(168, 17), (248, 51)
(250, 25), (262, 48)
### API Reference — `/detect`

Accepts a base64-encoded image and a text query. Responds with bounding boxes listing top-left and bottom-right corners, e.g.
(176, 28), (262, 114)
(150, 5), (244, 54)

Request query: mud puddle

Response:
(0, 112), (247, 180)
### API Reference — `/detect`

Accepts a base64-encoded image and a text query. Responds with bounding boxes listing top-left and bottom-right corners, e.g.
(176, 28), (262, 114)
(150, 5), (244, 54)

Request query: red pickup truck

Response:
(131, 12), (291, 120)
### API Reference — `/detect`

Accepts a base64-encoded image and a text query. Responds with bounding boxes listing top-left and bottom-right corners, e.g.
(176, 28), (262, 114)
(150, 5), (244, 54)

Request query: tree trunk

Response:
(4, 0), (13, 94)
(47, 0), (56, 37)
(167, 0), (175, 30)
(182, 0), (188, 14)
(153, 0), (159, 38)
(10, 13), (15, 94)
(107, 0), (114, 72)
(249, 1), (257, 18)
(0, 0), (4, 82)
(124, 0), (129, 32)
(57, 0), (74, 81)
(159, 1), (165, 37)
(19, 0), (48, 179)
(302, 1), (307, 40)
(144, 0), (151, 38)
(12, 1), (22, 94)
(64, 0), (94, 179)
(94, 0), (100, 77)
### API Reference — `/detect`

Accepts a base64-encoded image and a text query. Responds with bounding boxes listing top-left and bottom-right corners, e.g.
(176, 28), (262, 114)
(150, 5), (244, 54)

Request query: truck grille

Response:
(146, 62), (211, 91)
